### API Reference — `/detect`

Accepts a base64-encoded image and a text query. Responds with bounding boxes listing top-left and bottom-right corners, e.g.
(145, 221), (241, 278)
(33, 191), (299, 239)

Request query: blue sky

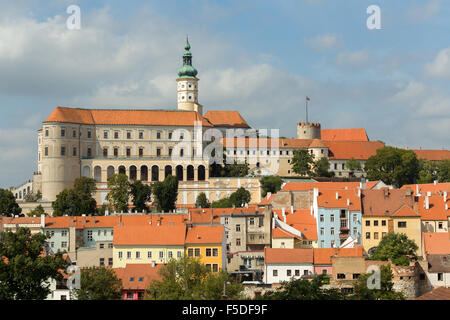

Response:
(0, 0), (449, 188)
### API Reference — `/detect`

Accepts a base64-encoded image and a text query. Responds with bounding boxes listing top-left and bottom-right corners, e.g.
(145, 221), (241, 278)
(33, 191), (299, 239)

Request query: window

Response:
(126, 148), (131, 157)
(159, 251), (164, 259)
(108, 243), (113, 248)
(127, 252), (131, 259)
(87, 130), (91, 138)
(126, 292), (133, 300)
(87, 147), (92, 157)
(320, 228), (324, 235)
(213, 264), (218, 272)
(156, 148), (161, 157)
(206, 248), (212, 257)
(168, 132), (172, 139)
(438, 222), (443, 229)
(104, 131), (108, 139)
(61, 146), (66, 156)
(366, 232), (370, 239)
(320, 215), (324, 222)
(420, 273), (425, 280)
(374, 220), (379, 226)
(438, 273), (443, 281)
(177, 251), (182, 258)
(249, 218), (254, 225)
(331, 240), (335, 247)
(236, 238), (241, 246)
(127, 131), (131, 139)
(114, 148), (118, 157)
(374, 232), (379, 239)
(337, 273), (345, 279)
(130, 277), (134, 282)
(206, 264), (211, 271)
(398, 221), (407, 228)
(50, 242), (54, 248)
(353, 214), (357, 222)
(224, 218), (229, 224)
(273, 270), (278, 277)
(330, 228), (334, 235)
(330, 215), (334, 222)
(139, 131), (143, 139)
(168, 251), (173, 259)
(382, 232), (387, 238)
(365, 220), (370, 226)
(98, 230), (101, 236)
(320, 240), (324, 247)
(99, 258), (104, 266)
(236, 224), (241, 232)
(45, 129), (49, 137)
(114, 131), (119, 139)
(72, 147), (76, 157)
(353, 274), (360, 279)
(156, 132), (161, 139)
(139, 148), (143, 157)
(108, 258), (113, 266)
(382, 220), (386, 226)
(303, 270), (309, 276)
(118, 252), (123, 259)
(61, 128), (65, 137)
(213, 248), (218, 257)
(188, 248), (193, 257)
(169, 148), (173, 156)
(322, 269), (328, 275)
(87, 230), (93, 241)
(295, 270), (300, 276)
(73, 130), (77, 138)
(136, 251), (140, 259)
(45, 147), (48, 156)
(61, 242), (67, 248)
(148, 251), (152, 258)
(61, 230), (68, 237)
(99, 243), (104, 249)
(103, 148), (108, 157)
(287, 270), (292, 277)
(194, 248), (200, 257)
(353, 227), (357, 235)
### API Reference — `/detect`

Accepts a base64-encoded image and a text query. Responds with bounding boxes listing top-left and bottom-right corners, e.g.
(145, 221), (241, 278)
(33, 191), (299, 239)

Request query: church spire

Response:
(178, 36), (198, 78)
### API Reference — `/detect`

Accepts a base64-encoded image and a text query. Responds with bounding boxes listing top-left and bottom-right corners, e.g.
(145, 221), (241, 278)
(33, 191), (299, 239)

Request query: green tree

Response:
(346, 158), (362, 175)
(0, 188), (22, 216)
(225, 160), (249, 177)
(229, 187), (251, 207)
(195, 192), (211, 208)
(52, 177), (97, 216)
(314, 157), (335, 177)
(152, 175), (179, 212)
(260, 176), (284, 197)
(129, 180), (152, 212)
(438, 159), (450, 182)
(261, 274), (344, 300)
(364, 147), (419, 187)
(418, 159), (438, 183)
(352, 265), (405, 300)
(211, 197), (233, 208)
(146, 256), (242, 300)
(27, 204), (45, 217)
(291, 149), (314, 176)
(106, 174), (130, 212)
(74, 266), (123, 300)
(370, 232), (418, 266)
(24, 190), (42, 202)
(0, 227), (68, 300)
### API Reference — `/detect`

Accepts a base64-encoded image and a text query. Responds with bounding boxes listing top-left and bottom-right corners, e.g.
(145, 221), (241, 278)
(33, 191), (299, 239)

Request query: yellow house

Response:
(185, 225), (225, 272)
(112, 225), (186, 268)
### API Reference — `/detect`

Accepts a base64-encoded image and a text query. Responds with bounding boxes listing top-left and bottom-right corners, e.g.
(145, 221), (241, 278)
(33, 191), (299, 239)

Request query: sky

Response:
(0, 0), (449, 188)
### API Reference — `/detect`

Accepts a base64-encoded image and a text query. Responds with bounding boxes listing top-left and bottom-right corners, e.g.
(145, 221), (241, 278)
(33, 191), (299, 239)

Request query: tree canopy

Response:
(52, 177), (97, 216)
(346, 158), (362, 173)
(106, 174), (130, 212)
(291, 149), (314, 176)
(195, 192), (211, 208)
(313, 157), (335, 178)
(74, 266), (123, 300)
(212, 187), (251, 208)
(129, 180), (152, 212)
(352, 265), (405, 300)
(260, 176), (284, 197)
(438, 159), (450, 182)
(0, 188), (22, 216)
(364, 147), (419, 187)
(27, 204), (45, 217)
(146, 256), (242, 300)
(152, 175), (179, 212)
(0, 227), (68, 300)
(370, 232), (418, 266)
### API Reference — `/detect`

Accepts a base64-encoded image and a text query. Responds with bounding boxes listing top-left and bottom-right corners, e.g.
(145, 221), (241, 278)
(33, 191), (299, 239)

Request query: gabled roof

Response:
(313, 246), (364, 265)
(417, 195), (450, 221)
(264, 248), (313, 264)
(361, 189), (415, 217)
(412, 149), (450, 161)
(185, 225), (224, 244)
(416, 287), (450, 300)
(113, 264), (163, 290)
(391, 204), (420, 217)
(318, 189), (361, 211)
(203, 110), (250, 128)
(113, 225), (186, 246)
(309, 139), (328, 148)
(324, 140), (384, 160)
(272, 227), (303, 240)
(321, 128), (369, 141)
(401, 182), (450, 196)
(272, 209), (317, 240)
(423, 233), (450, 255)
(44, 106), (213, 127)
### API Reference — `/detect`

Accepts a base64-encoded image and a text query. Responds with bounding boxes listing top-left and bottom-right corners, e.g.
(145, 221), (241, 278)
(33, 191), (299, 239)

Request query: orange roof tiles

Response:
(203, 110), (250, 128)
(2, 217), (42, 225)
(361, 189), (415, 217)
(281, 181), (381, 192)
(324, 140), (384, 160)
(416, 287), (450, 300)
(417, 195), (450, 221)
(272, 227), (303, 240)
(318, 189), (361, 211)
(401, 182), (450, 196)
(412, 149), (450, 161)
(113, 225), (186, 246)
(309, 139), (328, 148)
(313, 247), (364, 265)
(272, 209), (317, 240)
(185, 225), (224, 244)
(321, 128), (369, 141)
(265, 248), (313, 264)
(391, 204), (421, 217)
(259, 193), (276, 206)
(113, 264), (163, 290)
(423, 233), (450, 255)
(45, 106), (213, 127)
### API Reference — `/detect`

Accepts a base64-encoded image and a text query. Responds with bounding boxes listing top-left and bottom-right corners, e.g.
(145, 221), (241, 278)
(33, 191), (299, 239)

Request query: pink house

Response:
(313, 247), (364, 276)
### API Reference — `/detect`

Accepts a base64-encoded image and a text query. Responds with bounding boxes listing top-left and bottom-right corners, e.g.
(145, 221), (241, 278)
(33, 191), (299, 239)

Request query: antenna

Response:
(305, 96), (310, 123)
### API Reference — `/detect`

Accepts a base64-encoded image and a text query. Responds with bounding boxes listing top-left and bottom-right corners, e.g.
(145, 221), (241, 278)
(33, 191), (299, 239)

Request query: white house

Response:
(263, 248), (314, 284)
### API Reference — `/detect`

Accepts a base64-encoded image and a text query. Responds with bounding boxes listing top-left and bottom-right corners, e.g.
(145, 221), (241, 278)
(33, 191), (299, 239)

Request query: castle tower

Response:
(177, 37), (203, 115)
(297, 122), (321, 140)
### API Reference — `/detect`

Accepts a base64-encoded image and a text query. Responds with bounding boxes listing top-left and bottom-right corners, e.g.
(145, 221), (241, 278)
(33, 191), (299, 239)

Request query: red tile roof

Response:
(401, 183), (450, 196)
(321, 129), (369, 141)
(324, 140), (384, 160)
(185, 225), (224, 244)
(423, 233), (450, 255)
(412, 149), (450, 161)
(2, 217), (42, 225)
(416, 287), (450, 300)
(313, 246), (364, 265)
(113, 225), (186, 246)
(391, 204), (421, 217)
(309, 139), (328, 148)
(45, 106), (213, 127)
(203, 111), (250, 128)
(264, 248), (313, 264)
(417, 195), (450, 221)
(281, 181), (380, 192)
(318, 189), (361, 211)
(272, 227), (303, 240)
(273, 209), (317, 240)
(113, 264), (163, 290)
(361, 189), (415, 217)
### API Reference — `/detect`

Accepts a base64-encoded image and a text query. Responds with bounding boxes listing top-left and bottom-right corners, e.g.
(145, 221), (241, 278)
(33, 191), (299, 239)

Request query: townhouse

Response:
(264, 248), (314, 284)
(416, 193), (449, 233)
(113, 263), (163, 300)
(419, 233), (450, 291)
(312, 247), (364, 276)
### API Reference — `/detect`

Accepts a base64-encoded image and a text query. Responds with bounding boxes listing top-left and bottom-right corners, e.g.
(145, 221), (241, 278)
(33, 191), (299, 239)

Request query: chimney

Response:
(347, 198), (350, 206)
(416, 184), (419, 195)
(282, 207), (285, 217)
(290, 205), (294, 214)
(105, 209), (109, 216)
(427, 191), (431, 197)
(336, 192), (339, 200)
(444, 191), (447, 203)
(358, 188), (361, 198)
(310, 205), (313, 216)
(445, 204), (448, 210)
(434, 180), (437, 186)
(283, 215), (286, 223)
(152, 261), (155, 268)
(40, 214), (45, 229)
(425, 196), (429, 210)
(188, 210), (191, 223)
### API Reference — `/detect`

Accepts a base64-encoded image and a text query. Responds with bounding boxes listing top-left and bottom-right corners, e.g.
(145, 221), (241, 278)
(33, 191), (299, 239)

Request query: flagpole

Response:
(306, 97), (309, 124)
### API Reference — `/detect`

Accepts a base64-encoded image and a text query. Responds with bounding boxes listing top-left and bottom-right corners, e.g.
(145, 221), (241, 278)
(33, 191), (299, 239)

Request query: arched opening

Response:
(187, 165), (194, 181)
(176, 165), (183, 181)
(151, 165), (159, 181)
(165, 165), (172, 178)
(198, 165), (206, 181)
(129, 165), (137, 181)
(94, 166), (102, 182)
(82, 166), (91, 178)
(140, 165), (148, 181)
(107, 166), (115, 179)
(118, 165), (126, 176)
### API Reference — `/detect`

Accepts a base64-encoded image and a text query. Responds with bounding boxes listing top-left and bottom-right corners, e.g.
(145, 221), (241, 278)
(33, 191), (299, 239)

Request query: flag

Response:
(306, 96), (310, 101)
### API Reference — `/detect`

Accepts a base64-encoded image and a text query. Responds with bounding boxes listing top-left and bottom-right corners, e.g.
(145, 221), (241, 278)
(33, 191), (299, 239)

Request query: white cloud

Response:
(334, 49), (370, 69)
(406, 0), (441, 23)
(424, 47), (450, 79)
(305, 34), (340, 51)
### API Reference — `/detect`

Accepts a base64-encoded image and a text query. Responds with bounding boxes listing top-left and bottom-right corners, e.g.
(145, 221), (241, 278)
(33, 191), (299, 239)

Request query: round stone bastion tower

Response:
(297, 122), (321, 140)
